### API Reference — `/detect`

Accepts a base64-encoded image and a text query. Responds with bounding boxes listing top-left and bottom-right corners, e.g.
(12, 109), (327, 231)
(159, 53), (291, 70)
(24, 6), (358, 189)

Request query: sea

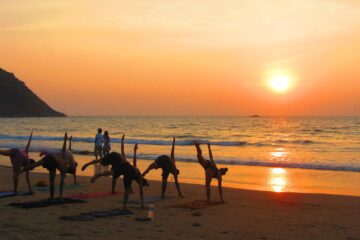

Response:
(1, 116), (359, 196)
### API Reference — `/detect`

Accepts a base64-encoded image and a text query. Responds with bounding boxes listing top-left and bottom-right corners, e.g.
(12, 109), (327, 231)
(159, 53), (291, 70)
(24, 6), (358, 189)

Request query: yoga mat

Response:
(125, 195), (175, 204)
(172, 200), (223, 210)
(33, 184), (82, 192)
(0, 191), (33, 198)
(60, 209), (133, 221)
(8, 198), (86, 209)
(66, 191), (123, 199)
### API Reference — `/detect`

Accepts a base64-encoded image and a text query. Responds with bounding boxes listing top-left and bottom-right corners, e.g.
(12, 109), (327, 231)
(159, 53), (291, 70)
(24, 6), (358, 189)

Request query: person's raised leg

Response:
(194, 142), (207, 167)
(25, 131), (33, 153)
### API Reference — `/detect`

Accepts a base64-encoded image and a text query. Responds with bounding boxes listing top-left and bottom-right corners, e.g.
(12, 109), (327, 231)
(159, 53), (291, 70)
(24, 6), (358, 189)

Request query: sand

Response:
(1, 165), (360, 240)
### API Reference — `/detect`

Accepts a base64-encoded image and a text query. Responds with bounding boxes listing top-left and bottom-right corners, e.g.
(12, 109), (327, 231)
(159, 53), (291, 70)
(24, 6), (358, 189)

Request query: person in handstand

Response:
(193, 141), (228, 204)
(0, 131), (35, 194)
(82, 141), (147, 209)
(142, 137), (183, 198)
(18, 133), (77, 200)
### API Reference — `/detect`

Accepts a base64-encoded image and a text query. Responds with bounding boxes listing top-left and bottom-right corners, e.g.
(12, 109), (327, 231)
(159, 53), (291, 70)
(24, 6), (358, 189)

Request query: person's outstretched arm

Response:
(207, 143), (217, 168)
(133, 143), (138, 167)
(25, 131), (33, 153)
(81, 159), (102, 171)
(141, 162), (157, 177)
(121, 134), (126, 159)
(194, 141), (206, 167)
(69, 136), (73, 151)
(170, 137), (175, 162)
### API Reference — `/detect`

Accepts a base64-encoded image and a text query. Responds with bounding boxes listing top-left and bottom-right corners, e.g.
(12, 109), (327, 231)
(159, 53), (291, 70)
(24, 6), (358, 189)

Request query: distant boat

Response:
(249, 115), (260, 118)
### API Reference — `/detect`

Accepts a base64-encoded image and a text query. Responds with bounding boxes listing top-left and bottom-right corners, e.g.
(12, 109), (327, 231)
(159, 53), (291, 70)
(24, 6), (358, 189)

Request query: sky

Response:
(0, 0), (360, 116)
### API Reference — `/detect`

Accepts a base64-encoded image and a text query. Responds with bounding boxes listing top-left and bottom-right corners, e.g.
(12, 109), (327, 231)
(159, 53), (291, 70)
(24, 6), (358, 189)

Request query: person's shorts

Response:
(94, 146), (103, 156)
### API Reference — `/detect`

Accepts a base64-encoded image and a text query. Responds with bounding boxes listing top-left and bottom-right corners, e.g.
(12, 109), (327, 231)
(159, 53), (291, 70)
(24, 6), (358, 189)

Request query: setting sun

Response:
(268, 75), (291, 93)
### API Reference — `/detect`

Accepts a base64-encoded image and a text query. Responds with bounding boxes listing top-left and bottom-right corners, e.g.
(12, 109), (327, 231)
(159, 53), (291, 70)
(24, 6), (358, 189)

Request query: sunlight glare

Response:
(268, 75), (291, 93)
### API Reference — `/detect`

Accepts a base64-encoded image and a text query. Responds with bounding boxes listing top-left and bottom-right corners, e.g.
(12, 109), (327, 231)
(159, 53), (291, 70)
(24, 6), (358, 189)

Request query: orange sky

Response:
(1, 0), (360, 116)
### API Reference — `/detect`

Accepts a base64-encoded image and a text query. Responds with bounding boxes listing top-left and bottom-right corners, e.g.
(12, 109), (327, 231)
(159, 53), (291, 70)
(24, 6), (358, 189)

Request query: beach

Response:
(1, 165), (360, 240)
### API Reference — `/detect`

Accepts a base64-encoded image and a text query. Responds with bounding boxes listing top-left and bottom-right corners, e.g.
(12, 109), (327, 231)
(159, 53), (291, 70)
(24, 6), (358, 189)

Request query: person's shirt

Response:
(104, 135), (110, 146)
(95, 133), (103, 147)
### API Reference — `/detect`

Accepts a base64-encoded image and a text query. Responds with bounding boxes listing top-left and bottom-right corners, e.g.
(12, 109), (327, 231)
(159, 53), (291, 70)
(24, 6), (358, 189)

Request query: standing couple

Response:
(94, 128), (111, 174)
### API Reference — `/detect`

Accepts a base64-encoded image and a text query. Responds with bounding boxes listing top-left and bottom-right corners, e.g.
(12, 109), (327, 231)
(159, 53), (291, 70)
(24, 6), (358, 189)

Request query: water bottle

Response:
(148, 204), (155, 220)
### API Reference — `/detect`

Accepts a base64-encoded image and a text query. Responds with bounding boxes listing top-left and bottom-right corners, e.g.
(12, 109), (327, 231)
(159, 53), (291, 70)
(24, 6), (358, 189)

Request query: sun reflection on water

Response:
(270, 148), (288, 160)
(269, 168), (288, 192)
(268, 147), (289, 192)
(270, 168), (288, 192)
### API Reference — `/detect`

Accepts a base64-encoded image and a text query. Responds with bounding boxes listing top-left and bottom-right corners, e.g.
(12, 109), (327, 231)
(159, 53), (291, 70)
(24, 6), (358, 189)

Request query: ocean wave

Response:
(137, 155), (360, 173)
(1, 141), (359, 173)
(0, 134), (321, 147)
(274, 139), (316, 145)
(0, 135), (249, 147)
(301, 129), (335, 133)
(71, 153), (360, 173)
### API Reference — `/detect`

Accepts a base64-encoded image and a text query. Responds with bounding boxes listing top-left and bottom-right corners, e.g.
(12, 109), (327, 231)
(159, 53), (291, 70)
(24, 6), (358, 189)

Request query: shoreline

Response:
(1, 151), (360, 198)
(1, 166), (360, 240)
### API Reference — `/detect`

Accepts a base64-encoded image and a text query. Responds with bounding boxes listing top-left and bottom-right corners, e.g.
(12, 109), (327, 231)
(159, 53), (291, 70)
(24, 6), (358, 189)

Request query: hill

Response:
(0, 68), (66, 117)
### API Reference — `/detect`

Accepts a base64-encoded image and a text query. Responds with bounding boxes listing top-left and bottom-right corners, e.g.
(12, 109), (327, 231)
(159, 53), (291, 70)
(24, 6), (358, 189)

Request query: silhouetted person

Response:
(0, 131), (35, 194)
(82, 134), (128, 193)
(94, 128), (103, 175)
(194, 141), (228, 204)
(82, 139), (148, 210)
(18, 133), (77, 199)
(103, 131), (111, 156)
(142, 137), (183, 198)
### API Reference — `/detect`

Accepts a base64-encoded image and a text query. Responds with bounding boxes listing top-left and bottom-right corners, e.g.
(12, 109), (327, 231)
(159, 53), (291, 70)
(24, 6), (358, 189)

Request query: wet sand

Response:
(1, 165), (360, 240)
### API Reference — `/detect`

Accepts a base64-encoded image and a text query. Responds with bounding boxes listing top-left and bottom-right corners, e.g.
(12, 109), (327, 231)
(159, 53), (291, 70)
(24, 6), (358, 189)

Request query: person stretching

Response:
(194, 141), (228, 204)
(18, 133), (77, 199)
(82, 144), (148, 210)
(0, 131), (35, 194)
(142, 137), (183, 198)
(82, 134), (127, 193)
